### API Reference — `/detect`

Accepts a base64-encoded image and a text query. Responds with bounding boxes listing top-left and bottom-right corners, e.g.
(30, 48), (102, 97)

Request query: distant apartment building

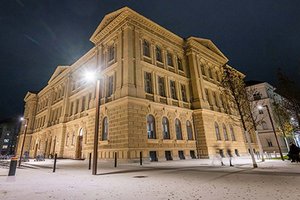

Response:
(0, 118), (19, 155)
(246, 81), (295, 153)
(17, 7), (254, 161)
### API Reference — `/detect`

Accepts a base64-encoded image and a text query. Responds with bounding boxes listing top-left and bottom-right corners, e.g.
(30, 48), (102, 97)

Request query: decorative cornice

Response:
(90, 7), (183, 47)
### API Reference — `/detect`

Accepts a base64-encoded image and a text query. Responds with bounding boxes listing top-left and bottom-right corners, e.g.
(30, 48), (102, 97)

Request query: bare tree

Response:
(276, 69), (300, 128)
(220, 65), (258, 168)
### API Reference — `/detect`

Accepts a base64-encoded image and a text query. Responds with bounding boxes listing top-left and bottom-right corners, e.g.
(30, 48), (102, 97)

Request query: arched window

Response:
(230, 125), (236, 141)
(162, 117), (170, 139)
(215, 122), (221, 140)
(223, 124), (229, 141)
(147, 115), (156, 139)
(175, 119), (183, 140)
(102, 117), (108, 140)
(186, 121), (193, 140)
(262, 121), (268, 130)
(143, 40), (150, 57)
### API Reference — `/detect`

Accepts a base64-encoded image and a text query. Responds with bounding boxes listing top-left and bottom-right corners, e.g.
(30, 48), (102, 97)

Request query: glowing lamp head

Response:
(257, 105), (263, 110)
(84, 71), (97, 82)
(20, 117), (24, 121)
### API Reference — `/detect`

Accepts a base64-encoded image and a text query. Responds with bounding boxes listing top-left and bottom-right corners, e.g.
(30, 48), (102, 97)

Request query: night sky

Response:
(1, 0), (300, 119)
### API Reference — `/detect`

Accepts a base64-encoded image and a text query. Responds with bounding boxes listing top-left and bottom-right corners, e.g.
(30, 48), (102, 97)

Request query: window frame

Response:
(147, 115), (156, 139)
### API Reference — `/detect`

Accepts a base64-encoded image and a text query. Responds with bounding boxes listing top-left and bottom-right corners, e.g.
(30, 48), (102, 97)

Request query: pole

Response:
(53, 153), (57, 172)
(88, 153), (92, 170)
(92, 79), (101, 175)
(18, 120), (28, 167)
(114, 152), (117, 168)
(140, 151), (142, 166)
(265, 105), (284, 161)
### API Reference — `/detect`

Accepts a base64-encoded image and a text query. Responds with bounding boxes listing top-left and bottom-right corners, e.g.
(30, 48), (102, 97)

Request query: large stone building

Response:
(246, 81), (294, 153)
(17, 7), (254, 161)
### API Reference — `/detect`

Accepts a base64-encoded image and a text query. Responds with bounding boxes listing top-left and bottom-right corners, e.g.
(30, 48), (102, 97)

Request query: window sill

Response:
(148, 139), (159, 143)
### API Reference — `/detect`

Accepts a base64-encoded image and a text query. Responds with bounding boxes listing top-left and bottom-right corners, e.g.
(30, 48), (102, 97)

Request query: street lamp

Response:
(84, 71), (101, 175)
(18, 117), (28, 167)
(258, 105), (284, 161)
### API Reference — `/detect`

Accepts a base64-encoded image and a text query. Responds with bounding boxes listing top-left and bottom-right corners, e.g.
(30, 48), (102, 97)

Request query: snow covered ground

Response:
(0, 157), (300, 200)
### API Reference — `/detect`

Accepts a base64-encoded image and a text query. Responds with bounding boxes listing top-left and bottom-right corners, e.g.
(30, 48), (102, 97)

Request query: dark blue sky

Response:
(1, 0), (300, 119)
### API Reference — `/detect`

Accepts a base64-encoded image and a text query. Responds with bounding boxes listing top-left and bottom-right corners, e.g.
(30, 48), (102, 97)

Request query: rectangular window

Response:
(205, 89), (211, 105)
(108, 76), (114, 96)
(178, 151), (185, 160)
(75, 99), (79, 114)
(88, 93), (92, 109)
(158, 76), (166, 97)
(156, 46), (162, 62)
(181, 84), (187, 102)
(165, 151), (173, 160)
(144, 72), (153, 94)
(177, 58), (183, 71)
(170, 80), (177, 99)
(201, 65), (206, 76)
(70, 102), (74, 116)
(167, 52), (173, 67)
(108, 45), (115, 62)
(81, 96), (86, 112)
(213, 92), (218, 107)
(143, 40), (150, 57)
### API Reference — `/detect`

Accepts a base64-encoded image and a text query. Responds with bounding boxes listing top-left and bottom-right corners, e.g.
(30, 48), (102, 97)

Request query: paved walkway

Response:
(1, 157), (300, 200)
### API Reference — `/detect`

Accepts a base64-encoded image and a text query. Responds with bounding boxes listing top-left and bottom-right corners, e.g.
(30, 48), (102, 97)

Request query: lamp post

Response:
(85, 71), (101, 175)
(258, 105), (284, 161)
(18, 117), (28, 167)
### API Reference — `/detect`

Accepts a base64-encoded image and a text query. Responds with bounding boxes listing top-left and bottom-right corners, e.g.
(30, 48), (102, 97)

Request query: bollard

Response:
(53, 153), (57, 173)
(88, 153), (92, 170)
(140, 151), (142, 166)
(8, 157), (18, 176)
(114, 152), (117, 168)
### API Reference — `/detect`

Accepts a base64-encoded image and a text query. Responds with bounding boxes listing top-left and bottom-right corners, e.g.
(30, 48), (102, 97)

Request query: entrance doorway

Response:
(75, 128), (84, 159)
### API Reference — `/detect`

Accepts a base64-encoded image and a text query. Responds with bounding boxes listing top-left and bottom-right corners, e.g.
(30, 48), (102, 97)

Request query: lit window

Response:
(4, 139), (9, 143)
(175, 119), (183, 140)
(147, 115), (156, 139)
(102, 117), (108, 140)
(162, 117), (170, 139)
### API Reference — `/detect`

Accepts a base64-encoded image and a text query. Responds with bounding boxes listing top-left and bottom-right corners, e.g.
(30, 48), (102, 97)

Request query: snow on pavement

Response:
(0, 158), (300, 200)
